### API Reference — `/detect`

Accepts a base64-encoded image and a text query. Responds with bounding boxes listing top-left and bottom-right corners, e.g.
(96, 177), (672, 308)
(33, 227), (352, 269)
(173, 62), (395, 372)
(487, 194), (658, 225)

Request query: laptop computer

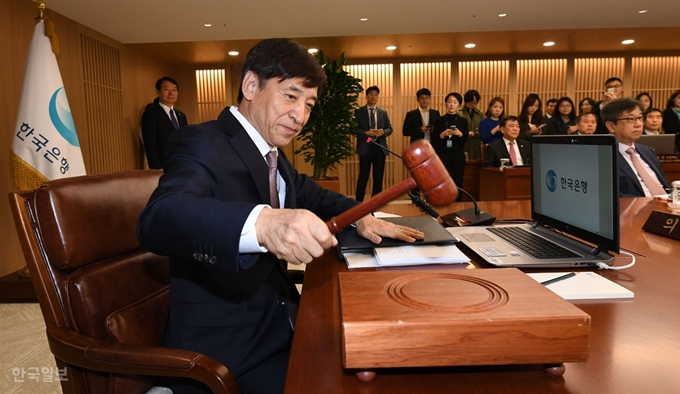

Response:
(449, 135), (620, 268)
(637, 134), (675, 155)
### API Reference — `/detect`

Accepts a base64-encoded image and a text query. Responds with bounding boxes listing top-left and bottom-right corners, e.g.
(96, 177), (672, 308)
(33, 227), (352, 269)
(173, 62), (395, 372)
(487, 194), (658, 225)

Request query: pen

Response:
(540, 272), (576, 286)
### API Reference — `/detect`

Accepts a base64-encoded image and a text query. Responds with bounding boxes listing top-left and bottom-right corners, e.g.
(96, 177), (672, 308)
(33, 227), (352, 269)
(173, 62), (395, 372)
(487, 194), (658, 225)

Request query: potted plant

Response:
(295, 51), (363, 189)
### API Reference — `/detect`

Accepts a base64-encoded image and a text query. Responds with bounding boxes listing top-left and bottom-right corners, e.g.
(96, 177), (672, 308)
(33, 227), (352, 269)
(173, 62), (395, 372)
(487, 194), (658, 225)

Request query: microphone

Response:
(440, 187), (496, 227)
(366, 138), (439, 218)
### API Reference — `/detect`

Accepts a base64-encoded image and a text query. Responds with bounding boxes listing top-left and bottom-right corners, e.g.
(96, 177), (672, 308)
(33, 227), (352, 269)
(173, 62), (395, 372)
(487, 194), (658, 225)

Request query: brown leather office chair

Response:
(8, 170), (239, 394)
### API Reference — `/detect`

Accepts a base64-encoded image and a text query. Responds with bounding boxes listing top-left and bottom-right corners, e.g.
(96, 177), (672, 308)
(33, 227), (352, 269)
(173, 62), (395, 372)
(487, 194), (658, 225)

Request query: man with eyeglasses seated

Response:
(602, 98), (670, 197)
(592, 77), (625, 135)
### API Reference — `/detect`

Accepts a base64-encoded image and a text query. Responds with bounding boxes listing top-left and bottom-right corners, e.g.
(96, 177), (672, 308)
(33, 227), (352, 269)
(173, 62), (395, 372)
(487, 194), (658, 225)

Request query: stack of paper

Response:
(343, 244), (470, 269)
(527, 272), (634, 300)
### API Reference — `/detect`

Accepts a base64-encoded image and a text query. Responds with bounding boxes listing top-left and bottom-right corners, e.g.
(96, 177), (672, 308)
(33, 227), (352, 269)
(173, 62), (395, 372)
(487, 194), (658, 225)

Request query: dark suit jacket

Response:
(402, 108), (440, 144)
(618, 143), (670, 197)
(546, 116), (576, 135)
(354, 105), (393, 155)
(141, 102), (188, 169)
(484, 138), (531, 167)
(137, 108), (358, 389)
(590, 101), (609, 135)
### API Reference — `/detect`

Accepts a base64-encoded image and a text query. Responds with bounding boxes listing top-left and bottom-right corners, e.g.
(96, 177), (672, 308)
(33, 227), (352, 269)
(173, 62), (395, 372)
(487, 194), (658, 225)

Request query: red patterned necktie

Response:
(266, 150), (279, 208)
(508, 141), (517, 166)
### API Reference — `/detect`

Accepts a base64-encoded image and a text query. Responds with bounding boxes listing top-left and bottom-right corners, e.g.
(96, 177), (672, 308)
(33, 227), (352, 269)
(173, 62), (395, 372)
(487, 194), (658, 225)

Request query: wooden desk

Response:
(286, 199), (680, 394)
(662, 161), (680, 183)
(479, 167), (531, 201)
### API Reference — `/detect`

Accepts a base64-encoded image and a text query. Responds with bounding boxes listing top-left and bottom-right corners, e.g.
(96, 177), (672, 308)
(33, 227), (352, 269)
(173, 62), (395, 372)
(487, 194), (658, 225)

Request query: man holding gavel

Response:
(137, 38), (425, 394)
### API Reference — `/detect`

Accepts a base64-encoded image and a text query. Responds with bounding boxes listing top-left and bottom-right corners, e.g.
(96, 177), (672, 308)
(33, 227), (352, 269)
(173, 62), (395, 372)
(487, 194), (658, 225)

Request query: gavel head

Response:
(402, 140), (459, 205)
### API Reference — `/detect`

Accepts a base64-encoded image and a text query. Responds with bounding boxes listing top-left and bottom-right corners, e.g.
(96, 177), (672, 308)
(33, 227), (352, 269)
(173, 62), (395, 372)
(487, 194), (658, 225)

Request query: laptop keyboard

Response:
(487, 227), (580, 259)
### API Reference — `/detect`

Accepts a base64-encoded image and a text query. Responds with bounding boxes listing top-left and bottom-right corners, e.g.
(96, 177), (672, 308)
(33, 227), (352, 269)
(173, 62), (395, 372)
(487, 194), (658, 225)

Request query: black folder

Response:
(336, 216), (458, 255)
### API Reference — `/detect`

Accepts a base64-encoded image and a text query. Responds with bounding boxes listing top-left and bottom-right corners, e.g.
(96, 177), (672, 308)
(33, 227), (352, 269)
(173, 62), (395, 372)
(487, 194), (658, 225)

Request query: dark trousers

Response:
(439, 151), (466, 202)
(355, 143), (386, 202)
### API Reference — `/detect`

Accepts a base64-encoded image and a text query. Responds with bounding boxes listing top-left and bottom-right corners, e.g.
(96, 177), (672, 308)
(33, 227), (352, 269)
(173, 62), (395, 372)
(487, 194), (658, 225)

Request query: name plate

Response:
(658, 153), (680, 163)
(642, 210), (680, 241)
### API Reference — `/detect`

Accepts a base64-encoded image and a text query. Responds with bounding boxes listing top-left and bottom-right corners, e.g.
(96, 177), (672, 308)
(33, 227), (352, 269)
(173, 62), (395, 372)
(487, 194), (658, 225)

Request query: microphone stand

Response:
(440, 187), (496, 226)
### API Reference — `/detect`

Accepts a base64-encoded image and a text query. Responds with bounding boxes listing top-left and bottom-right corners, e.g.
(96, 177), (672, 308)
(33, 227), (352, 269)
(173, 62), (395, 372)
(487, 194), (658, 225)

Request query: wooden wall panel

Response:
(631, 57), (680, 109)
(459, 61), (510, 116)
(574, 57), (625, 107)
(196, 69), (230, 123)
(516, 59), (568, 114)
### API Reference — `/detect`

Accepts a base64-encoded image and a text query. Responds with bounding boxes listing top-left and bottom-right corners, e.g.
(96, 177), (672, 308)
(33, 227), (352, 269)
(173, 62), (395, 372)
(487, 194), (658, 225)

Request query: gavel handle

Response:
(326, 178), (417, 234)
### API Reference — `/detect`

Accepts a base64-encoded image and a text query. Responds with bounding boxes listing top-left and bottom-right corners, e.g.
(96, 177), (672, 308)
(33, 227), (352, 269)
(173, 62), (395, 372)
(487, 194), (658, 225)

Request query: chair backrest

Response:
(9, 170), (169, 393)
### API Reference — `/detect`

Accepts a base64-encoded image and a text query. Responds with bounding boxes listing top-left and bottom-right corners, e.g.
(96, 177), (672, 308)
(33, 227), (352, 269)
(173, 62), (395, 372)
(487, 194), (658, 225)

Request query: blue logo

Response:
(545, 170), (557, 192)
(49, 87), (80, 147)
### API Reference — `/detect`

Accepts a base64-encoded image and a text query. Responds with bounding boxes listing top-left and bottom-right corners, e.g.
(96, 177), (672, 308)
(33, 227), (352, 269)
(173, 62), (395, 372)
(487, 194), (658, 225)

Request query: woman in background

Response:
(459, 89), (483, 160)
(432, 92), (469, 200)
(479, 97), (505, 144)
(579, 97), (596, 114)
(635, 92), (653, 112)
(546, 97), (577, 135)
(662, 90), (680, 153)
(518, 93), (543, 140)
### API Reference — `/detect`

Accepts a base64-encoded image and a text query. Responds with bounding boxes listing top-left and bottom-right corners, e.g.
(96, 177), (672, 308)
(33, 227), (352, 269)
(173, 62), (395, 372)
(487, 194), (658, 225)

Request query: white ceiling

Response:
(43, 0), (680, 44)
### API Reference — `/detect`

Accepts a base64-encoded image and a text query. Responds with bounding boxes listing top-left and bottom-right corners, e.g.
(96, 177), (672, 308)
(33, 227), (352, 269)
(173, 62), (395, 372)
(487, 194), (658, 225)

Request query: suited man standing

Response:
(354, 86), (393, 201)
(602, 98), (670, 197)
(141, 76), (188, 169)
(484, 116), (530, 167)
(402, 88), (440, 144)
(137, 39), (422, 394)
(591, 77), (625, 135)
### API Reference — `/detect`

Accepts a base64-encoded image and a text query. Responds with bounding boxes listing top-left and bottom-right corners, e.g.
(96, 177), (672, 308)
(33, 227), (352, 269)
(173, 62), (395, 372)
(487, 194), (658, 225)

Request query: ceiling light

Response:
(464, 43), (476, 48)
(386, 45), (397, 51)
(638, 10), (647, 14)
(498, 13), (507, 18)
(622, 39), (635, 45)
(308, 48), (319, 54)
(543, 41), (555, 47)
(228, 51), (239, 56)
(360, 18), (368, 22)
(203, 23), (212, 27)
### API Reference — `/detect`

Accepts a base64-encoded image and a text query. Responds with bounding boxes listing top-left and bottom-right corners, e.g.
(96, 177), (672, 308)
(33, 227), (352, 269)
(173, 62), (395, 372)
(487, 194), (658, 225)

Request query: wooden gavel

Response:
(326, 139), (459, 233)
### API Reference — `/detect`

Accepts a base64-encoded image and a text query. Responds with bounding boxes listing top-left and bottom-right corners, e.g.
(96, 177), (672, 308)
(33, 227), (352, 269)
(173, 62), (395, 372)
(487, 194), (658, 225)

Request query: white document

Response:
(374, 244), (470, 266)
(343, 252), (379, 269)
(527, 271), (634, 300)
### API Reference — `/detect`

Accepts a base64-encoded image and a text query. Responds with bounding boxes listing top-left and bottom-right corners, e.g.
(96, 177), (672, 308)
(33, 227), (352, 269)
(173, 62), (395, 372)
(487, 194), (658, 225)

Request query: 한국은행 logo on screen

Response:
(49, 87), (80, 147)
(546, 169), (557, 192)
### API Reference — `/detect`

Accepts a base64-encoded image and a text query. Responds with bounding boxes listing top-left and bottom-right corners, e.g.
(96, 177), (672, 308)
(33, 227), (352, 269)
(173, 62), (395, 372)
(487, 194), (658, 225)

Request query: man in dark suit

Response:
(591, 77), (624, 135)
(402, 88), (440, 144)
(141, 76), (189, 169)
(354, 85), (393, 201)
(602, 98), (670, 197)
(484, 116), (530, 167)
(137, 39), (422, 394)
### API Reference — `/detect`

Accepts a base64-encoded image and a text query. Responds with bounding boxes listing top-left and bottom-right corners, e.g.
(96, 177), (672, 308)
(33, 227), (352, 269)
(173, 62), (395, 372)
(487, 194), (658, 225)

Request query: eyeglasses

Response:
(606, 84), (623, 89)
(616, 116), (643, 124)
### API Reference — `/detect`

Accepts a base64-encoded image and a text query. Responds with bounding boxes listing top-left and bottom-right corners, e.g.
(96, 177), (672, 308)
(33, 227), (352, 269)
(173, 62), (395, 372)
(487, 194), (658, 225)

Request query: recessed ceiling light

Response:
(386, 45), (397, 51)
(638, 10), (647, 14)
(228, 51), (239, 56)
(543, 41), (555, 47)
(308, 48), (319, 54)
(203, 23), (212, 27)
(622, 39), (635, 45)
(498, 13), (507, 18)
(464, 43), (476, 48)
(360, 17), (368, 22)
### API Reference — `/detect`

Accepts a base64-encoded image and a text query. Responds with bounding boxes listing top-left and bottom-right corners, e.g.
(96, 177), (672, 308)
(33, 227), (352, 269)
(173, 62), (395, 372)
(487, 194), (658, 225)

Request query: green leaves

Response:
(295, 51), (363, 179)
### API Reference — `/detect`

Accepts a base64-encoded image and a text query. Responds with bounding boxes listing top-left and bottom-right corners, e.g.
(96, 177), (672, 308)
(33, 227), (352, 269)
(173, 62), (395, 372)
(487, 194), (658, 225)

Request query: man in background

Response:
(402, 87), (440, 144)
(459, 89), (483, 159)
(543, 98), (557, 124)
(354, 85), (393, 201)
(602, 97), (669, 197)
(484, 116), (530, 167)
(575, 112), (598, 135)
(141, 76), (188, 169)
(643, 108), (664, 135)
(592, 77), (625, 134)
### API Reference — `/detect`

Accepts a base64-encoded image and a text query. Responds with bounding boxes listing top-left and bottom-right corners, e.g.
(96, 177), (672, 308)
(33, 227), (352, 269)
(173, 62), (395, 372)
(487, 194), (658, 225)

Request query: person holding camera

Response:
(431, 92), (468, 201)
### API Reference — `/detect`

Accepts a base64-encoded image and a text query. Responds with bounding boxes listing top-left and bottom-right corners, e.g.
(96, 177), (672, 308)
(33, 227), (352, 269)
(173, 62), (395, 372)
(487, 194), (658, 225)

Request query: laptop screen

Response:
(530, 135), (620, 254)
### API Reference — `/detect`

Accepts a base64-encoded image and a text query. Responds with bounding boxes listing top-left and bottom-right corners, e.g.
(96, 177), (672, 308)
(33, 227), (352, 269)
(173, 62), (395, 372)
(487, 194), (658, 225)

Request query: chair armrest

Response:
(46, 325), (240, 394)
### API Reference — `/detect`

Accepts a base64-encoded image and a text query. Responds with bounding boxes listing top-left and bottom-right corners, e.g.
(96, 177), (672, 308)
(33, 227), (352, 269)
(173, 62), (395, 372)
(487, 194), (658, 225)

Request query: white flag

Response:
(10, 21), (86, 191)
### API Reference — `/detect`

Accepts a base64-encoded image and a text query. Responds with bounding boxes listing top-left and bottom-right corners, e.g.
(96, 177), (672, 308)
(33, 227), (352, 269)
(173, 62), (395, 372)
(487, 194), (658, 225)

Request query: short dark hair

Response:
(546, 98), (558, 105)
(666, 89), (680, 110)
(643, 107), (663, 119)
(484, 97), (505, 118)
(416, 88), (431, 98)
(237, 38), (326, 103)
(601, 98), (643, 124)
(444, 92), (463, 105)
(366, 85), (380, 95)
(155, 76), (178, 91)
(604, 77), (623, 87)
(500, 116), (520, 128)
(463, 89), (481, 103)
(576, 112), (597, 123)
